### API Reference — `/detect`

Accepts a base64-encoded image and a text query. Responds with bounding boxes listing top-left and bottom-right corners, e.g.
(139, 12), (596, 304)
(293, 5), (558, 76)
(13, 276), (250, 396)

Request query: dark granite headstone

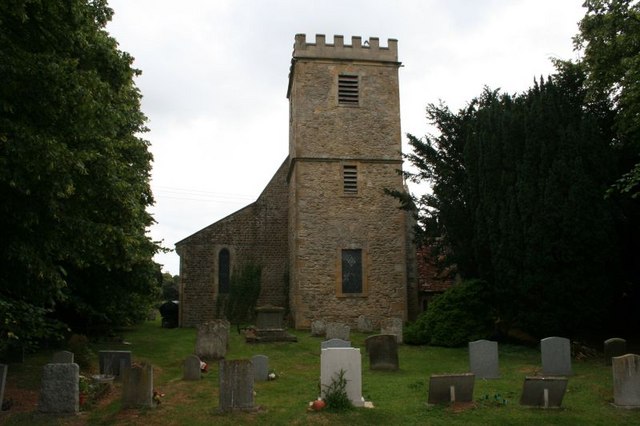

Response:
(604, 338), (627, 366)
(52, 350), (74, 364)
(365, 334), (399, 371)
(183, 355), (201, 381)
(428, 373), (475, 404)
(520, 376), (568, 408)
(98, 350), (132, 378)
(219, 359), (254, 412)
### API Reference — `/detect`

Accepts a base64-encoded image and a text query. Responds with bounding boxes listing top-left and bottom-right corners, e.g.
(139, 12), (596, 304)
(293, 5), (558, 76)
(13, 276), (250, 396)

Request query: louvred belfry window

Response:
(338, 74), (359, 106)
(343, 165), (357, 194)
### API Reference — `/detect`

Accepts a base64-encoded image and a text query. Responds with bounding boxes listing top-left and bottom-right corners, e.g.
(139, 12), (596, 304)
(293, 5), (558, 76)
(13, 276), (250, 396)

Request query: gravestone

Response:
(612, 354), (640, 407)
(325, 323), (350, 341)
(380, 317), (403, 344)
(38, 363), (79, 413)
(251, 355), (269, 382)
(311, 320), (326, 337)
(428, 373), (475, 404)
(469, 340), (500, 379)
(183, 355), (201, 381)
(321, 339), (351, 349)
(122, 362), (154, 408)
(365, 334), (399, 371)
(520, 376), (568, 408)
(195, 319), (230, 360)
(320, 348), (365, 407)
(52, 350), (74, 364)
(246, 306), (297, 343)
(0, 364), (7, 412)
(98, 350), (132, 378)
(604, 338), (627, 366)
(541, 337), (572, 376)
(219, 359), (254, 412)
(357, 315), (373, 333)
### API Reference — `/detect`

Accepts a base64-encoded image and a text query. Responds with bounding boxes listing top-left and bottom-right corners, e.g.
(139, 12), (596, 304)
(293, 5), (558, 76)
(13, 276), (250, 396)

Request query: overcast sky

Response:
(106, 0), (586, 275)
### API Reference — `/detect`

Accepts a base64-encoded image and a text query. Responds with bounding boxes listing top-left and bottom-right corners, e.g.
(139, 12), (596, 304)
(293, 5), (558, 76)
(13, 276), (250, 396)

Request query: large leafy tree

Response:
(404, 65), (622, 337)
(0, 0), (161, 348)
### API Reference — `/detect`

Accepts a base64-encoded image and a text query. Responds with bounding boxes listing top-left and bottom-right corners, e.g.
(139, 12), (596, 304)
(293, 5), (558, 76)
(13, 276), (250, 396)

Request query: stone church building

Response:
(176, 34), (420, 329)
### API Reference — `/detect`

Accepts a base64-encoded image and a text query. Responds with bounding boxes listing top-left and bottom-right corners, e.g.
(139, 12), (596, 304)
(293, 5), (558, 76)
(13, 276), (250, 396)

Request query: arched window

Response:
(218, 249), (230, 294)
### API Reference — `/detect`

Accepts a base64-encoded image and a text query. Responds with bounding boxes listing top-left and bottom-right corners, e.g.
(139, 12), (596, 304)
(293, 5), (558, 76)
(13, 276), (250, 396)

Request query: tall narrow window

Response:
(338, 74), (359, 106)
(342, 249), (363, 293)
(343, 165), (357, 194)
(218, 249), (230, 294)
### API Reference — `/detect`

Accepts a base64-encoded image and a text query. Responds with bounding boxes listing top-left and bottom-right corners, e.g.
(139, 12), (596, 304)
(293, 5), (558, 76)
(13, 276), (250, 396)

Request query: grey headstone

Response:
(604, 338), (627, 366)
(428, 373), (475, 404)
(0, 364), (7, 412)
(357, 315), (373, 333)
(195, 319), (230, 360)
(98, 350), (132, 378)
(310, 320), (326, 337)
(380, 317), (403, 344)
(321, 338), (351, 349)
(183, 355), (201, 381)
(122, 362), (154, 408)
(541, 337), (572, 376)
(469, 340), (500, 379)
(325, 323), (350, 341)
(612, 354), (640, 407)
(520, 376), (568, 408)
(251, 355), (269, 382)
(38, 363), (79, 413)
(321, 348), (365, 407)
(219, 359), (254, 412)
(52, 350), (74, 364)
(365, 334), (399, 371)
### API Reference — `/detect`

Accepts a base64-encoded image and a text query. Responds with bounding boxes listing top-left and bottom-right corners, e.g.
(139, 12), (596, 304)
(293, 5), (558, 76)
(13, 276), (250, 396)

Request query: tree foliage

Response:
(404, 64), (623, 338)
(0, 0), (161, 345)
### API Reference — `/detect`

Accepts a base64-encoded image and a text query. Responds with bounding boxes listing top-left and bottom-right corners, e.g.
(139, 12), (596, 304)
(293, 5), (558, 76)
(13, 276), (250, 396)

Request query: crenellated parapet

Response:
(293, 34), (398, 62)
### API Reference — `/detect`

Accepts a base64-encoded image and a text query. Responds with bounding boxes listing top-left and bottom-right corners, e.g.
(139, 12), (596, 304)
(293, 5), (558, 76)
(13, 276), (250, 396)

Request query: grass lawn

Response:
(1, 318), (639, 425)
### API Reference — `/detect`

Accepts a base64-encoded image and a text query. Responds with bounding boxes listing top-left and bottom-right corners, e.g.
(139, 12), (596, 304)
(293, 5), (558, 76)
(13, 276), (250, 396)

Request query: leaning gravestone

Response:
(251, 355), (269, 382)
(183, 355), (201, 381)
(321, 339), (351, 349)
(469, 340), (500, 379)
(428, 373), (475, 404)
(325, 323), (350, 341)
(357, 315), (373, 333)
(38, 363), (79, 413)
(612, 354), (640, 407)
(541, 337), (572, 376)
(604, 338), (627, 366)
(520, 376), (568, 408)
(99, 350), (132, 378)
(311, 320), (326, 337)
(219, 359), (254, 412)
(122, 362), (154, 408)
(51, 350), (74, 364)
(365, 334), (399, 371)
(380, 317), (403, 344)
(321, 348), (365, 407)
(195, 319), (230, 360)
(0, 364), (7, 412)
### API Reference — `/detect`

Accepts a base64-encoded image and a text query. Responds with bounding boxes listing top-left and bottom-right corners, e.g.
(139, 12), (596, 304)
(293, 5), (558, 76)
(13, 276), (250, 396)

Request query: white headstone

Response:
(320, 348), (364, 407)
(469, 340), (500, 379)
(541, 337), (572, 376)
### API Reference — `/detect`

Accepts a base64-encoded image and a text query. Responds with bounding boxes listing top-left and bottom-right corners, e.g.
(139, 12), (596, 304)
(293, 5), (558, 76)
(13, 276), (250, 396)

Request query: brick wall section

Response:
(176, 159), (289, 327)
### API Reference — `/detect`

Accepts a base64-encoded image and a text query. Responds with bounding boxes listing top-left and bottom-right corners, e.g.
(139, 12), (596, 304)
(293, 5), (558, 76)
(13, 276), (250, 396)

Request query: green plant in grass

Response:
(322, 369), (353, 412)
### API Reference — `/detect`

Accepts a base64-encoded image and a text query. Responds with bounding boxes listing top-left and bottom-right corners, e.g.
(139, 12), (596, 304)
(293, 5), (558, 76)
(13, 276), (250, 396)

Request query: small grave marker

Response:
(251, 355), (269, 382)
(325, 323), (350, 341)
(380, 317), (403, 344)
(469, 340), (500, 379)
(541, 337), (572, 376)
(311, 320), (326, 337)
(428, 373), (475, 404)
(183, 355), (201, 381)
(520, 376), (568, 408)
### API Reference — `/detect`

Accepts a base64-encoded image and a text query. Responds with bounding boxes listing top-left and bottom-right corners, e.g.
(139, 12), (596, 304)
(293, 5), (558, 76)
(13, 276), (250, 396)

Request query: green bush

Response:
(322, 369), (353, 412)
(404, 279), (494, 347)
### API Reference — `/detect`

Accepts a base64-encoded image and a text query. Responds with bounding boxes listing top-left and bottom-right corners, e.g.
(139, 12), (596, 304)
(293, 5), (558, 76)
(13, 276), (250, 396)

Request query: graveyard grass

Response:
(2, 319), (640, 425)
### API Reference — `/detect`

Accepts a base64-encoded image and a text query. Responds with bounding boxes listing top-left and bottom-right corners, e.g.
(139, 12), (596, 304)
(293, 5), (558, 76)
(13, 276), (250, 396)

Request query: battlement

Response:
(293, 34), (398, 62)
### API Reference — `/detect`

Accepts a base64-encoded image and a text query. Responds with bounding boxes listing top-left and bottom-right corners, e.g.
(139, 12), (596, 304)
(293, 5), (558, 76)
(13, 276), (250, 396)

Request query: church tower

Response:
(287, 34), (409, 328)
